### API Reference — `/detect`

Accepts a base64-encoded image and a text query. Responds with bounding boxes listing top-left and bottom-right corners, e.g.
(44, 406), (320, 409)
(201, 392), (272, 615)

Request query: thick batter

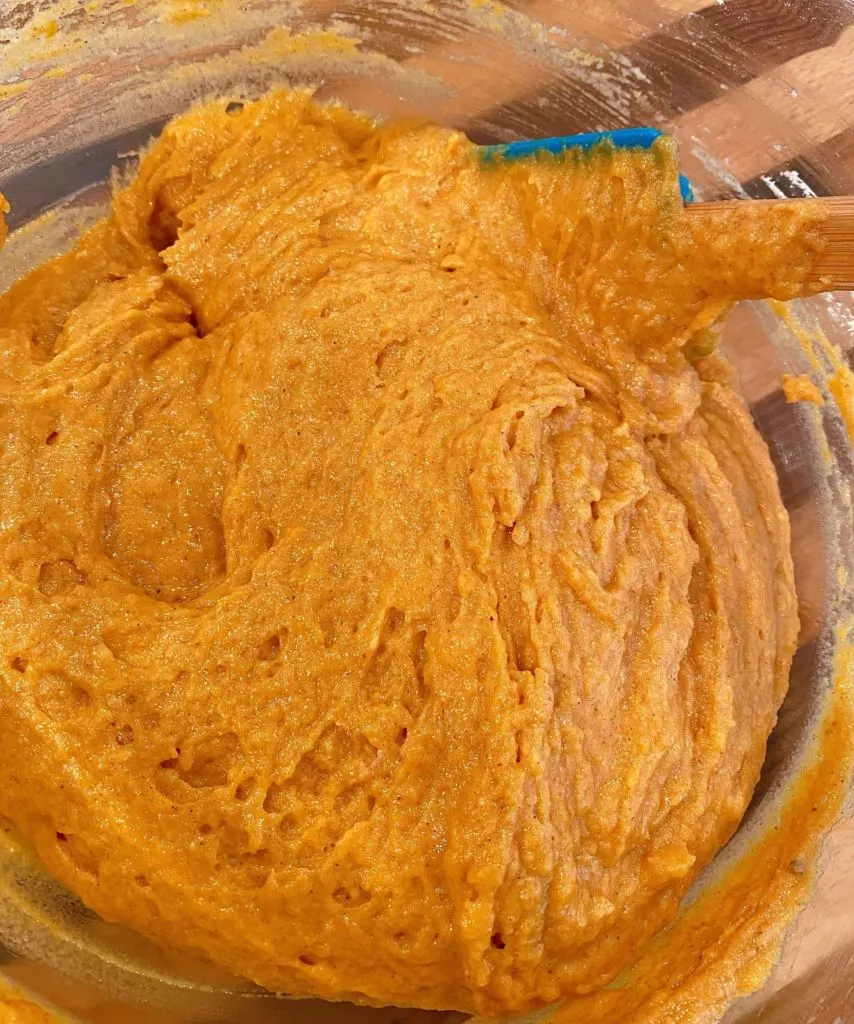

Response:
(0, 91), (825, 1015)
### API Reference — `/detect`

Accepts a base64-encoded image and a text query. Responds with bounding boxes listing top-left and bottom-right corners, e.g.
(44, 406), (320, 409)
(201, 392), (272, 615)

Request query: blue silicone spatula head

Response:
(479, 127), (694, 203)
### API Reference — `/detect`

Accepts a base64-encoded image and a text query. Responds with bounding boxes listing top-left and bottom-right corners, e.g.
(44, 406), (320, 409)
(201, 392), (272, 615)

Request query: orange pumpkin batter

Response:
(0, 91), (828, 1015)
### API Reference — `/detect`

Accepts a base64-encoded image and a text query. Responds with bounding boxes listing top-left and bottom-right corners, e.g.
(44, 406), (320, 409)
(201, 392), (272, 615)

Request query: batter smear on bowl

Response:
(0, 90), (826, 1015)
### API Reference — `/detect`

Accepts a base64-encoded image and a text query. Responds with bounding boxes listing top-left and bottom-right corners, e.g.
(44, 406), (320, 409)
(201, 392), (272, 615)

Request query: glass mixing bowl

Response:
(0, 1), (852, 1022)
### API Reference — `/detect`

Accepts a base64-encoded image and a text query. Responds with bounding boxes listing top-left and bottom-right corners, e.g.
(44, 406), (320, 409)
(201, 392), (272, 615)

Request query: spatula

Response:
(480, 127), (854, 292)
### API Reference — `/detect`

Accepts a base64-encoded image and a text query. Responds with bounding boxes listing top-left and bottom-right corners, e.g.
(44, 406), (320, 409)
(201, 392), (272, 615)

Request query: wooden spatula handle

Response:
(685, 196), (854, 293)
